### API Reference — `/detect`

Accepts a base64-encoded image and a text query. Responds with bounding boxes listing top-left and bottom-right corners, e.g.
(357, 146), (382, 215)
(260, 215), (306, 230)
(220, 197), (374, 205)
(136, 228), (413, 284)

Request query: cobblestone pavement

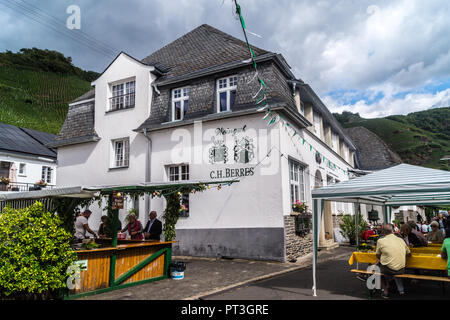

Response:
(80, 246), (354, 300)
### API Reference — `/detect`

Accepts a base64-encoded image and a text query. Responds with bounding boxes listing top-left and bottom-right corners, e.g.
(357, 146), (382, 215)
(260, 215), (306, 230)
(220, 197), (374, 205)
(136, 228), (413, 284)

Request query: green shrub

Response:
(339, 213), (368, 245)
(0, 202), (76, 299)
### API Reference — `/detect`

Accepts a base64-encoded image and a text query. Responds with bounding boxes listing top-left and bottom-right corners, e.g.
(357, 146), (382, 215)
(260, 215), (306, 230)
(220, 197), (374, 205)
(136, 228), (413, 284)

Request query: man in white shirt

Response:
(75, 210), (97, 241)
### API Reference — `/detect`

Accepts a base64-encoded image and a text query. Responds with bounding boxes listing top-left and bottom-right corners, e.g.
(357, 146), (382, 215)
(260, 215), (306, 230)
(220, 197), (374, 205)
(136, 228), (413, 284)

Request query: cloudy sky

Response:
(1, 0), (450, 118)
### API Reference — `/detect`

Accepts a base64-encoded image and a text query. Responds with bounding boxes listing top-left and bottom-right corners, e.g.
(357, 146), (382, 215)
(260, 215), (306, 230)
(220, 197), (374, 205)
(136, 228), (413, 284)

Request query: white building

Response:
(49, 24), (356, 261)
(0, 122), (57, 192)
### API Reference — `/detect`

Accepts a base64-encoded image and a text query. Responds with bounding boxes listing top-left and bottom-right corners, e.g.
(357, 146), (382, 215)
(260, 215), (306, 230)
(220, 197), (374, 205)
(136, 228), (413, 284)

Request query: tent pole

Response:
(355, 202), (360, 248)
(389, 206), (392, 223)
(312, 198), (318, 297)
(354, 202), (360, 270)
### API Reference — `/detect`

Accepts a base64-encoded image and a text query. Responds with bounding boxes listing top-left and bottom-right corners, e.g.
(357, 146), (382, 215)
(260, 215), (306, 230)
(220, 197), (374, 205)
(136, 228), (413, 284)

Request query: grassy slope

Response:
(337, 109), (450, 171)
(0, 65), (92, 134)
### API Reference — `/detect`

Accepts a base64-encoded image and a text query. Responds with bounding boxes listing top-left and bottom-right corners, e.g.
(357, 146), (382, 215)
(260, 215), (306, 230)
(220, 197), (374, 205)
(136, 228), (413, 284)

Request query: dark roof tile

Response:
(345, 126), (402, 171)
(0, 122), (56, 158)
(142, 24), (269, 82)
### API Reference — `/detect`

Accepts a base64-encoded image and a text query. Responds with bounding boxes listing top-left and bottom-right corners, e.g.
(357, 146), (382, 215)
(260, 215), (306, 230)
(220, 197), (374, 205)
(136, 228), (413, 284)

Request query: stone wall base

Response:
(284, 215), (313, 261)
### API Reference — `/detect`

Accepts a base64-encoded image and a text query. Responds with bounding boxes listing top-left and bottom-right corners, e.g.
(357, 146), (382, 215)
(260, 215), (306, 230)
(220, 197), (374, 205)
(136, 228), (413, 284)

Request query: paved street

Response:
(202, 254), (450, 300)
(80, 245), (449, 300)
(80, 246), (352, 300)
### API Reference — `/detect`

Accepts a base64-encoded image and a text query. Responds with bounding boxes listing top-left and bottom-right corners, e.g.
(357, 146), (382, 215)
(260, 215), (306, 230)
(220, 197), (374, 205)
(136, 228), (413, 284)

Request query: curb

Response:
(184, 249), (352, 300)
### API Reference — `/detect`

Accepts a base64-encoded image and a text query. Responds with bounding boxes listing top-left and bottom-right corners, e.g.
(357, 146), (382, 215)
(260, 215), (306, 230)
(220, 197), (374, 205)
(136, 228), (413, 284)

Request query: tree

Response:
(0, 202), (76, 299)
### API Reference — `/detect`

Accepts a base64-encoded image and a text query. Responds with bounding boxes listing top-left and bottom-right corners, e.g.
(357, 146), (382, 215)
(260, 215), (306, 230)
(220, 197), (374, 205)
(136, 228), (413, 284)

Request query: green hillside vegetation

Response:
(0, 48), (97, 134)
(334, 108), (450, 171)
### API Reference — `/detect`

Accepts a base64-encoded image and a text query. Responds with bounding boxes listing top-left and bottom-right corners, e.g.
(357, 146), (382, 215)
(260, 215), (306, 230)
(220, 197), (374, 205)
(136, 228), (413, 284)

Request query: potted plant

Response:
(0, 177), (10, 185)
(292, 200), (308, 214)
(356, 243), (374, 252)
(339, 213), (368, 245)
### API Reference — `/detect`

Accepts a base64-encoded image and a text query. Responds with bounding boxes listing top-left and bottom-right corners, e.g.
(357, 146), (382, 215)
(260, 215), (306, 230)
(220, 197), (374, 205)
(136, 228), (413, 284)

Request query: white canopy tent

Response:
(311, 164), (450, 296)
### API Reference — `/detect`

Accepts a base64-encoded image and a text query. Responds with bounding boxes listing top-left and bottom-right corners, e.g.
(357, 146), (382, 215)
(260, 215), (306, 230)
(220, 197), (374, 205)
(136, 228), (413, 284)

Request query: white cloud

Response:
(1, 0), (449, 116)
(323, 88), (450, 118)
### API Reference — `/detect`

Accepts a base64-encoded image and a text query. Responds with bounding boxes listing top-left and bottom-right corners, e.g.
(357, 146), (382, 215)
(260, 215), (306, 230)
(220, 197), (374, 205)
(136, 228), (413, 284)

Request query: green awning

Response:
(312, 164), (450, 205)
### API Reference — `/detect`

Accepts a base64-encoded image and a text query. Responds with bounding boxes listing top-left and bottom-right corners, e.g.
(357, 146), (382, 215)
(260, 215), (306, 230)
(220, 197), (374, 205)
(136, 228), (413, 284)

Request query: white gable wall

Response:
(57, 53), (156, 188)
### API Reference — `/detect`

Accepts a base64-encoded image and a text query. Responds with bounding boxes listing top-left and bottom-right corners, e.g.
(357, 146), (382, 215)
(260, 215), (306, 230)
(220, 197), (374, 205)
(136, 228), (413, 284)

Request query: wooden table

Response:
(348, 251), (447, 271)
(68, 241), (175, 299)
(410, 246), (443, 255)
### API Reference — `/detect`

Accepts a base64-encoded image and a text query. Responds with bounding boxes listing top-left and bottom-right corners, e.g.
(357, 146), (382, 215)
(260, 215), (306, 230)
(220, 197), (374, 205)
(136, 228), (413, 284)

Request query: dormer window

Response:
(109, 80), (135, 112)
(172, 87), (189, 121)
(217, 76), (237, 113)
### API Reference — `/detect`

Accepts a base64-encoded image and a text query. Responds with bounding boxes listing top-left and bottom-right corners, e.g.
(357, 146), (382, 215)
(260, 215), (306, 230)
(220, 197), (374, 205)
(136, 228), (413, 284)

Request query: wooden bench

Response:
(351, 269), (450, 282)
(350, 269), (450, 298)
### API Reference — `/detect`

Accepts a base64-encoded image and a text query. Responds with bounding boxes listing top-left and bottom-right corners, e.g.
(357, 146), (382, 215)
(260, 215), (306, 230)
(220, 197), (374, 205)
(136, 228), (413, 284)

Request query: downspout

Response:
(143, 128), (152, 222)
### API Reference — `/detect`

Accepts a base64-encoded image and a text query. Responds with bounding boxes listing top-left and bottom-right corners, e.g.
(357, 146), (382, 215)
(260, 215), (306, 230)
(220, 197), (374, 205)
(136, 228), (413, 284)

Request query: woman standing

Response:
(121, 213), (144, 240)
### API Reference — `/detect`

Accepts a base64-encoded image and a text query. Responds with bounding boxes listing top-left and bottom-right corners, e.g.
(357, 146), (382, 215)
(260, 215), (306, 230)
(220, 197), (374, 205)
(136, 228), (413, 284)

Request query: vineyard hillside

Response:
(334, 108), (450, 171)
(0, 48), (96, 134)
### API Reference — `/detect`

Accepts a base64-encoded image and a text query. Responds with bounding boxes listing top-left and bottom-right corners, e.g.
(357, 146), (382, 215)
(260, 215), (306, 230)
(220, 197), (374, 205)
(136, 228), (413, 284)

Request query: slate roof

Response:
(0, 122), (57, 158)
(70, 88), (95, 104)
(344, 126), (402, 171)
(142, 24), (270, 83)
(49, 99), (99, 148)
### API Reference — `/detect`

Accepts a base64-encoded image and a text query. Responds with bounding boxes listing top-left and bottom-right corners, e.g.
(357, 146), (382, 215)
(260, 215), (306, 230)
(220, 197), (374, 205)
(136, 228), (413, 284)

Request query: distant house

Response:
(0, 122), (57, 192)
(50, 24), (357, 261)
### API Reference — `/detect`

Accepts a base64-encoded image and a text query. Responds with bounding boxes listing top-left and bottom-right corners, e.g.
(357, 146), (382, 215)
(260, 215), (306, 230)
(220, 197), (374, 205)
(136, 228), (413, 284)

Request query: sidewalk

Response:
(80, 245), (354, 300)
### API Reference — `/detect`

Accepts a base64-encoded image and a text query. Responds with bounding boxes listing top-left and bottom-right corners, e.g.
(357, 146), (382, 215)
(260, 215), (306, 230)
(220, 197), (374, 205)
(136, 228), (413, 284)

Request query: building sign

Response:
(209, 125), (255, 165)
(112, 191), (124, 210)
(210, 167), (255, 179)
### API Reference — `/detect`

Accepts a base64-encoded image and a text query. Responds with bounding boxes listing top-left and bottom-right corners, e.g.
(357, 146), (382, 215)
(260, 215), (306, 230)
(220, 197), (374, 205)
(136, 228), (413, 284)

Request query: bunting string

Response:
(232, 1), (348, 176)
(233, 0), (268, 110)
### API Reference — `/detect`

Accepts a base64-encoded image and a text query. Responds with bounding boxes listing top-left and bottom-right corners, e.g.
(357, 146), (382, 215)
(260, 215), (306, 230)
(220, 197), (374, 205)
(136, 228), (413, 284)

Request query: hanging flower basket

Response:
(36, 180), (47, 187)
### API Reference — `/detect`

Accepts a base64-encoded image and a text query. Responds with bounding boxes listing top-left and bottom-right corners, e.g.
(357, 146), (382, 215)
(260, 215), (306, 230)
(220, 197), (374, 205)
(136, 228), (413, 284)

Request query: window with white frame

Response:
(112, 138), (130, 168)
(217, 75), (238, 113)
(168, 164), (189, 181)
(110, 80), (135, 111)
(19, 163), (26, 176)
(172, 87), (189, 121)
(289, 160), (305, 204)
(41, 166), (52, 184)
(167, 164), (190, 216)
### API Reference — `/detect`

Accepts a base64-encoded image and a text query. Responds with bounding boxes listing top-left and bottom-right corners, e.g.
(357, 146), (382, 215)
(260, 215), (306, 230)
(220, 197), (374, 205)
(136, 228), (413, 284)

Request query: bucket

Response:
(170, 270), (184, 280)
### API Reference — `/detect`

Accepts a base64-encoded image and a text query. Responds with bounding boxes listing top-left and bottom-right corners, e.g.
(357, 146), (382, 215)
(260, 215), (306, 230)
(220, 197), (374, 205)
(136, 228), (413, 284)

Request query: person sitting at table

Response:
(121, 213), (144, 240)
(438, 213), (445, 231)
(426, 221), (445, 244)
(375, 224), (411, 298)
(143, 211), (163, 241)
(401, 223), (427, 247)
(421, 220), (430, 234)
(407, 221), (428, 247)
